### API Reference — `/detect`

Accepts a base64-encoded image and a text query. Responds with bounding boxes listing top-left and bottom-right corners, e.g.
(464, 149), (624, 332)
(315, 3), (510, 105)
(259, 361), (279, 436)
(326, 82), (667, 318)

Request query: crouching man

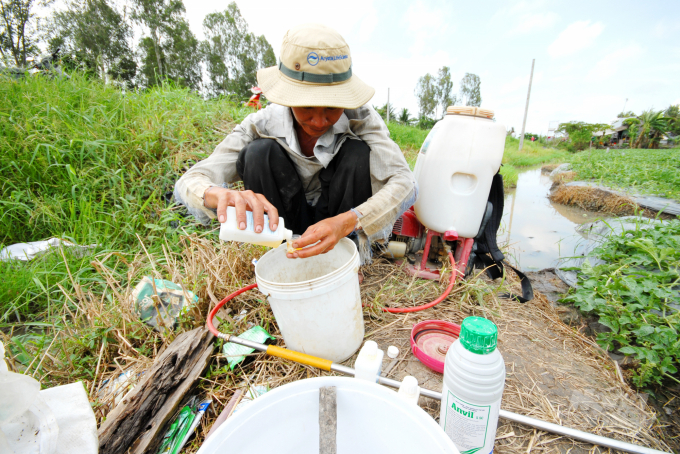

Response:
(174, 23), (416, 263)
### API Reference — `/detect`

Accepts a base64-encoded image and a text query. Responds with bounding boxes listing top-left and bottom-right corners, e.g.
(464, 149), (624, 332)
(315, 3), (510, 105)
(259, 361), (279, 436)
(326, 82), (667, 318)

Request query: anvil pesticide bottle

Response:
(440, 317), (505, 454)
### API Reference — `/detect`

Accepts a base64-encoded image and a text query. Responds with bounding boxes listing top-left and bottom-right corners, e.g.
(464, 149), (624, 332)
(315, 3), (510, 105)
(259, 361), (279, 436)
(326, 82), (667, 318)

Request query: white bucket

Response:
(255, 238), (364, 362)
(197, 377), (460, 454)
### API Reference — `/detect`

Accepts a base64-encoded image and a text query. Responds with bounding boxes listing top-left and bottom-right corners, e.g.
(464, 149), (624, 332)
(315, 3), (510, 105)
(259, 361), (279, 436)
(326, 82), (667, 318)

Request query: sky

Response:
(40, 0), (671, 135)
(178, 0), (680, 135)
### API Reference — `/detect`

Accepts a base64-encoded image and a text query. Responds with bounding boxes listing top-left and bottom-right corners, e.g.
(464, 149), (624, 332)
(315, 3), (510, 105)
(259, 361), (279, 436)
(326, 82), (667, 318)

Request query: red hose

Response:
(206, 253), (458, 335)
(206, 283), (258, 337)
(381, 252), (457, 313)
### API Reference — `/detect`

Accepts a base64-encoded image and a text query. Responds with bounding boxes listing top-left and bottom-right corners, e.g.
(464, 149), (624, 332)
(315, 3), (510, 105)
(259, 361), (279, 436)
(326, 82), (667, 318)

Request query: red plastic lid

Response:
(410, 320), (461, 373)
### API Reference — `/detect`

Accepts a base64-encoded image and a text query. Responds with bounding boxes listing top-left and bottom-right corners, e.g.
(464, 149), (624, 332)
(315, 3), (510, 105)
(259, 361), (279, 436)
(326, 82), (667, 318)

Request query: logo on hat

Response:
(307, 52), (319, 66)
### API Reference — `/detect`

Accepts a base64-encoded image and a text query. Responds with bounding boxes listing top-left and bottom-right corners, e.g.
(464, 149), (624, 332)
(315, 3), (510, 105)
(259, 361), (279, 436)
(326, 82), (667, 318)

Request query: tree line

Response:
(552, 105), (679, 151)
(0, 0), (274, 99)
(376, 67), (482, 129)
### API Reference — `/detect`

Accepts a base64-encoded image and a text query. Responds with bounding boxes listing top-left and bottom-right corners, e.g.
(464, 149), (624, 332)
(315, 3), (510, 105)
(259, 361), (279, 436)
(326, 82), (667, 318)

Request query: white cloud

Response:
(548, 21), (604, 57)
(586, 45), (642, 81)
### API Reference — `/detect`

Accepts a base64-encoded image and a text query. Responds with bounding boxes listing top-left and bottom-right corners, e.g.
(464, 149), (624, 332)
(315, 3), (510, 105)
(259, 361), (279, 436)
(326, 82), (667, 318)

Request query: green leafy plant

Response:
(560, 220), (680, 387)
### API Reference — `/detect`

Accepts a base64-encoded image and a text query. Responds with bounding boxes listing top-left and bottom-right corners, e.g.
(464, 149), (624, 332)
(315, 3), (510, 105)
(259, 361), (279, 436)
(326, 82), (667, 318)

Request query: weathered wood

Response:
(319, 386), (337, 454)
(98, 327), (214, 454)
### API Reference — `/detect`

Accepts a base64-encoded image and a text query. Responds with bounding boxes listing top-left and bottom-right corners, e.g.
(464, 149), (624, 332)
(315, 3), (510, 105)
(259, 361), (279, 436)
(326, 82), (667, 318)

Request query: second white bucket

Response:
(255, 237), (364, 362)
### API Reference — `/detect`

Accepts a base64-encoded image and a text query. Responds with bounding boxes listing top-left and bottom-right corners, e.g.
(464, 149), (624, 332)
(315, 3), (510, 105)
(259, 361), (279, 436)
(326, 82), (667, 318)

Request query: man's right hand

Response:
(203, 187), (279, 233)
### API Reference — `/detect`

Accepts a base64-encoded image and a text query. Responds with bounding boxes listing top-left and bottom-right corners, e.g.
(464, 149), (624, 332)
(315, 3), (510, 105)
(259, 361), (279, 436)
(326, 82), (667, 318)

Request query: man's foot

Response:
(358, 270), (364, 285)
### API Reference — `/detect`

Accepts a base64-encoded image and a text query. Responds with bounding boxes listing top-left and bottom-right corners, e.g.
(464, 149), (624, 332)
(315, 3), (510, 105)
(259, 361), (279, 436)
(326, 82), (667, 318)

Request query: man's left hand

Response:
(286, 211), (357, 259)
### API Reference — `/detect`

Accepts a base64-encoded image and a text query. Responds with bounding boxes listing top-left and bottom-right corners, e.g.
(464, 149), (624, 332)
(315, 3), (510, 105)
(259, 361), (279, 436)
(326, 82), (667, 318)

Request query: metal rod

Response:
(225, 336), (670, 454)
(518, 58), (535, 151)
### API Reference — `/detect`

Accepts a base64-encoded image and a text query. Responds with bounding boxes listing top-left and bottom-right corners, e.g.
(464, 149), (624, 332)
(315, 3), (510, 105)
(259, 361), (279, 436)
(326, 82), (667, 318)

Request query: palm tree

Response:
(398, 108), (413, 125)
(627, 110), (669, 149)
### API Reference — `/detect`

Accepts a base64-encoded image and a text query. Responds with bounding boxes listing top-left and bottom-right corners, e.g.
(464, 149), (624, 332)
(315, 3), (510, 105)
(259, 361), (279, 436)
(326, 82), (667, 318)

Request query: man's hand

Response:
(287, 211), (357, 259)
(203, 187), (278, 232)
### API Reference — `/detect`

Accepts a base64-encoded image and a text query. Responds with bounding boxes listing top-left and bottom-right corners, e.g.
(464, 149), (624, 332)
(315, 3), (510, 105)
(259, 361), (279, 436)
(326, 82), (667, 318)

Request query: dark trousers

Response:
(236, 138), (372, 234)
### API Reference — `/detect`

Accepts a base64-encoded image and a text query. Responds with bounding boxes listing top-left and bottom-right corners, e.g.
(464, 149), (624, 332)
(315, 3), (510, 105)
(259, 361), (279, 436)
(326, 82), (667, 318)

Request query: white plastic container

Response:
(219, 206), (293, 247)
(353, 341), (384, 382)
(197, 376), (460, 454)
(255, 238), (363, 362)
(398, 376), (421, 404)
(440, 316), (505, 454)
(413, 107), (506, 238)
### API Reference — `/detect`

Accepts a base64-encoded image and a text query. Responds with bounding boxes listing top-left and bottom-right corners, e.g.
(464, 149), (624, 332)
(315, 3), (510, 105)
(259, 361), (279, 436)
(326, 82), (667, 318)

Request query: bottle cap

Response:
(387, 346), (399, 359)
(399, 376), (419, 397)
(361, 341), (378, 360)
(459, 316), (497, 355)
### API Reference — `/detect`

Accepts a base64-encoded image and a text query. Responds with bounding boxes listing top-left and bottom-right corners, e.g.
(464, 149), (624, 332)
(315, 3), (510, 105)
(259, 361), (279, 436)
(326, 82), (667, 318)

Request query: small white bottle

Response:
(440, 316), (505, 454)
(353, 341), (384, 382)
(398, 376), (421, 404)
(219, 206), (293, 248)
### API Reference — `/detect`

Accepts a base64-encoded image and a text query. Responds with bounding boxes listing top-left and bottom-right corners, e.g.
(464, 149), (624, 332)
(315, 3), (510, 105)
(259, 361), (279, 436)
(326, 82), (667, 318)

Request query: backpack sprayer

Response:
(387, 107), (503, 284)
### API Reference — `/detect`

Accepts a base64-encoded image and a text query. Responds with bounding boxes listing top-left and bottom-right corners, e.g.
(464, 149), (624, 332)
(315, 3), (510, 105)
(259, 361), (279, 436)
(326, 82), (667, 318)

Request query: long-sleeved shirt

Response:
(173, 103), (417, 261)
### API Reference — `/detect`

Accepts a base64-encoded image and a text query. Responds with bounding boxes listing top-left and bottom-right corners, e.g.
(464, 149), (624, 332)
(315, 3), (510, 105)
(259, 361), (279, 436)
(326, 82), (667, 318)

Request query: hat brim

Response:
(257, 66), (375, 109)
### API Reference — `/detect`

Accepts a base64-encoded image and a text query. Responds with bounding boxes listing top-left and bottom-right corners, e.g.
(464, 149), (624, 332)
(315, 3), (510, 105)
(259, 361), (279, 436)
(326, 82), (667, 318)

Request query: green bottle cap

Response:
(459, 316), (498, 355)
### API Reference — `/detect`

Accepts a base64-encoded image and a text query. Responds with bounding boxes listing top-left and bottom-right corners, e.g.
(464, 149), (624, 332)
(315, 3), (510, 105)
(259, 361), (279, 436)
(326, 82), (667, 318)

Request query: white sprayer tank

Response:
(198, 376), (460, 454)
(255, 238), (363, 362)
(440, 316), (505, 454)
(413, 107), (506, 238)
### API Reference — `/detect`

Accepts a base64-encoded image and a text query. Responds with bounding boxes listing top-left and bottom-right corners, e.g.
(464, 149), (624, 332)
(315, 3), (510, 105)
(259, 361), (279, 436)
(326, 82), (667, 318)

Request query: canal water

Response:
(501, 167), (609, 271)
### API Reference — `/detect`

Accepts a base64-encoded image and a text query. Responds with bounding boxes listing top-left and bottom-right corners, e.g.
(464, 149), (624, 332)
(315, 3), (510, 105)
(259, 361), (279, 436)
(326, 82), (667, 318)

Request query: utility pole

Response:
(518, 59), (535, 151)
(621, 98), (628, 115)
(386, 88), (390, 123)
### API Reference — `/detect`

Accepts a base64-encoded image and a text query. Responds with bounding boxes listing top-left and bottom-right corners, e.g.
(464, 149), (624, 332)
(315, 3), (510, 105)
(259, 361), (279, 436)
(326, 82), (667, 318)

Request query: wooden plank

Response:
(319, 386), (337, 454)
(97, 327), (214, 454)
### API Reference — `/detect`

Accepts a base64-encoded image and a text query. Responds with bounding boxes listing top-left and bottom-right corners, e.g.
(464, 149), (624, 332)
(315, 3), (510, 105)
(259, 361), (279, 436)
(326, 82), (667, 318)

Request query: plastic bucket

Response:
(197, 377), (460, 454)
(255, 238), (364, 362)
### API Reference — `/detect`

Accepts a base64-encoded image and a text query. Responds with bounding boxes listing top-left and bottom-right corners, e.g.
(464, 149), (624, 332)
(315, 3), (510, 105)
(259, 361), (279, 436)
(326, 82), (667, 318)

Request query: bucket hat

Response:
(257, 23), (375, 109)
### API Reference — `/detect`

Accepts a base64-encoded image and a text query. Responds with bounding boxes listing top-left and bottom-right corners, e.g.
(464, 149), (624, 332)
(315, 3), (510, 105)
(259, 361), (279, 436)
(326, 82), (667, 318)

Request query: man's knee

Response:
(337, 139), (370, 171)
(238, 138), (283, 167)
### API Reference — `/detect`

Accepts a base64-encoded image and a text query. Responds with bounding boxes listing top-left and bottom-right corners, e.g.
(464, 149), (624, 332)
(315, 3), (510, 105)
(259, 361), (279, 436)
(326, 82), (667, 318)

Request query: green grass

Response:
(501, 136), (569, 167)
(569, 148), (680, 200)
(0, 75), (251, 385)
(560, 219), (680, 388)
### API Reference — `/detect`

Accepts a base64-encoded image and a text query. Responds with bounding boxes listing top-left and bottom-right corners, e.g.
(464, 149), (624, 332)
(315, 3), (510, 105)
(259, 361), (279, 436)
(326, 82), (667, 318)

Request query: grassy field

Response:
(569, 148), (680, 200)
(0, 76), (247, 387)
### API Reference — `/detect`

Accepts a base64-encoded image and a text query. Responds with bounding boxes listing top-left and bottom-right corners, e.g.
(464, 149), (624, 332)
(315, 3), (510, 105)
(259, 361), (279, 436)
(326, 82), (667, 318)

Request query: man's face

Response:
(291, 107), (345, 138)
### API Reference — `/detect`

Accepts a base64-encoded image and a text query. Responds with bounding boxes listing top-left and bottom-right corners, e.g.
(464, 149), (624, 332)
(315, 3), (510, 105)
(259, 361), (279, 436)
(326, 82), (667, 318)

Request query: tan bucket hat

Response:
(257, 23), (375, 109)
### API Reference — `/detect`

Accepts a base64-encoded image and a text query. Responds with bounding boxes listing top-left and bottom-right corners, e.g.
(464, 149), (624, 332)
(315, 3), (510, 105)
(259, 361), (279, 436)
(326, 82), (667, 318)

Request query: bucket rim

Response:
(255, 237), (359, 288)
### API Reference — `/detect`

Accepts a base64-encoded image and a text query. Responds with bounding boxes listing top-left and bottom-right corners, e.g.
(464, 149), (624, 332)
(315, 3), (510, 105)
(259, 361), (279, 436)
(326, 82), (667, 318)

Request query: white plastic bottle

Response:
(440, 316), (505, 454)
(398, 376), (421, 405)
(219, 206), (293, 248)
(353, 341), (384, 382)
(413, 106), (506, 238)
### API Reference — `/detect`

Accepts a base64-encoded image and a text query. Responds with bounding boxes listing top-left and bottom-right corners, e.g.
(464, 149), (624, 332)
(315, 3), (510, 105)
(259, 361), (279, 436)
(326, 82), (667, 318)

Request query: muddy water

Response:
(501, 167), (609, 271)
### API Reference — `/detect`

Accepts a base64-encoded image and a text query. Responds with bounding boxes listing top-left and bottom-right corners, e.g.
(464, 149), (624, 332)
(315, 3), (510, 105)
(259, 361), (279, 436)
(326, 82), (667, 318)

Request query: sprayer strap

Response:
(468, 169), (534, 303)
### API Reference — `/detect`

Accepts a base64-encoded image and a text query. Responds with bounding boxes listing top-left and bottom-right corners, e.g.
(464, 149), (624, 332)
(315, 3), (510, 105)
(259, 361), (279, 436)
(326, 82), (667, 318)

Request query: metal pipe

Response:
(225, 335), (670, 454)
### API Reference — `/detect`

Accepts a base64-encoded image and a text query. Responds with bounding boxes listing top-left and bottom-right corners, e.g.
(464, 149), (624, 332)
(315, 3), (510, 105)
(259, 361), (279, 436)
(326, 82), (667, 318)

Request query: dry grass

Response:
(4, 234), (672, 453)
(550, 184), (642, 216)
(540, 164), (560, 174)
(551, 170), (577, 185)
